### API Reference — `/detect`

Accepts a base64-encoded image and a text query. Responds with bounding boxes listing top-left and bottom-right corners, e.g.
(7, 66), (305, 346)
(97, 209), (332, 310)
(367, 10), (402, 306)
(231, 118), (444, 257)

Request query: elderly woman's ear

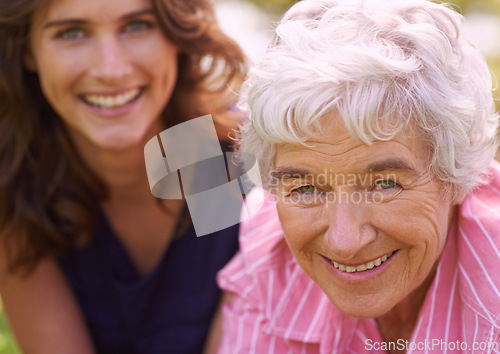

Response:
(453, 189), (467, 205)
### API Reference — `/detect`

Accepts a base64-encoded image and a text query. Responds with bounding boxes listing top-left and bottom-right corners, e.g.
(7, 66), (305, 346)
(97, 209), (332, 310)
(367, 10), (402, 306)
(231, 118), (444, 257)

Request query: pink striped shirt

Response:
(217, 161), (500, 353)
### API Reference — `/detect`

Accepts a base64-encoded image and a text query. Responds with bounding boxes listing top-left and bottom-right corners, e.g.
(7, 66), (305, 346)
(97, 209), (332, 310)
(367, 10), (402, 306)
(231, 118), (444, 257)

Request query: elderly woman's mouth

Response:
(331, 251), (398, 273)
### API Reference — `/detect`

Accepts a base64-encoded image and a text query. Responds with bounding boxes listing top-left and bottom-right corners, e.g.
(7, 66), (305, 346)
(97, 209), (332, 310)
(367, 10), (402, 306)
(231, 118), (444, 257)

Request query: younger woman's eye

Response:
(374, 180), (400, 190)
(55, 27), (85, 40)
(124, 20), (154, 33)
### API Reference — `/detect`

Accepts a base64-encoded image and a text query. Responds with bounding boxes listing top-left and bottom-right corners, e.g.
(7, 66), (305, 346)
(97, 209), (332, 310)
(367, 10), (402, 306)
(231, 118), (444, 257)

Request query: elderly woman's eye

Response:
(288, 185), (321, 205)
(293, 185), (316, 194)
(374, 180), (400, 190)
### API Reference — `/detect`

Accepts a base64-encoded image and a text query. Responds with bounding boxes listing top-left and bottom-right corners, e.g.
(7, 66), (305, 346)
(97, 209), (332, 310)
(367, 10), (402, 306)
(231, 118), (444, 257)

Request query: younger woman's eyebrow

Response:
(43, 18), (86, 29)
(120, 9), (154, 20)
(43, 9), (154, 29)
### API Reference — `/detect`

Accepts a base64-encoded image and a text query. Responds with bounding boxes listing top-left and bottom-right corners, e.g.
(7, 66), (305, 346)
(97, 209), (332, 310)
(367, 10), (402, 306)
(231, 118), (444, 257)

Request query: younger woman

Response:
(0, 0), (245, 352)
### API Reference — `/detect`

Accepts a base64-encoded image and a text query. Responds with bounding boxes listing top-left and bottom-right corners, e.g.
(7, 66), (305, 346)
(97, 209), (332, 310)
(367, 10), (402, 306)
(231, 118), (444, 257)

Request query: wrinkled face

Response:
(26, 0), (178, 151)
(273, 118), (456, 318)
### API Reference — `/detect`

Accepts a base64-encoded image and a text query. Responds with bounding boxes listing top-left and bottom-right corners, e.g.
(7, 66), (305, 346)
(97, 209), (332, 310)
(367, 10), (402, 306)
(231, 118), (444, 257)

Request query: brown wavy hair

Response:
(0, 0), (246, 273)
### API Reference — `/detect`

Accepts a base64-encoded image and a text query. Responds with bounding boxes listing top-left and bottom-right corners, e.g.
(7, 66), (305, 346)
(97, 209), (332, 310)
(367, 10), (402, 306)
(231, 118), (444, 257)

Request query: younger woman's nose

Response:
(89, 36), (132, 84)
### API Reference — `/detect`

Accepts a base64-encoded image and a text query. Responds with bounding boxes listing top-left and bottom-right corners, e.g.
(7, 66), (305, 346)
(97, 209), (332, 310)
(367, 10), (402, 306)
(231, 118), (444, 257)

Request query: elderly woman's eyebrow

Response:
(270, 159), (419, 180)
(270, 167), (312, 179)
(365, 158), (419, 175)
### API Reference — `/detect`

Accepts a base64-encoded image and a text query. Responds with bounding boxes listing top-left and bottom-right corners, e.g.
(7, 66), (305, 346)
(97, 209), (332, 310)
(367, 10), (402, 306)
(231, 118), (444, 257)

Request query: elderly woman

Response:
(217, 0), (500, 352)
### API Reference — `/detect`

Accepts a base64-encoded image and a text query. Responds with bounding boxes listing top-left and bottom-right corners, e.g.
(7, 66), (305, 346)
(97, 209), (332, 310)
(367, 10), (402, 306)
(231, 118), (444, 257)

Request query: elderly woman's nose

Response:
(90, 36), (132, 84)
(324, 199), (376, 259)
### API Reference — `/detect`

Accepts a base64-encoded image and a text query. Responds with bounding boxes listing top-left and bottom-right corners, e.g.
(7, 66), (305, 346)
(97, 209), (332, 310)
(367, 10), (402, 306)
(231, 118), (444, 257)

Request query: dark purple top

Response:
(59, 211), (239, 354)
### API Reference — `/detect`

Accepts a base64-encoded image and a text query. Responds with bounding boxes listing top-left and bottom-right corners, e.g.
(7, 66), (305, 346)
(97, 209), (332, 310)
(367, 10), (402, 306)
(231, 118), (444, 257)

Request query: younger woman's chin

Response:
(89, 129), (153, 151)
(97, 139), (146, 152)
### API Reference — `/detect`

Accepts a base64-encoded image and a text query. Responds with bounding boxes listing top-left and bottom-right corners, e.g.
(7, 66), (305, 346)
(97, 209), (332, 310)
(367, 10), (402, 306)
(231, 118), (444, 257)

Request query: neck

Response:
(70, 125), (160, 206)
(376, 264), (437, 349)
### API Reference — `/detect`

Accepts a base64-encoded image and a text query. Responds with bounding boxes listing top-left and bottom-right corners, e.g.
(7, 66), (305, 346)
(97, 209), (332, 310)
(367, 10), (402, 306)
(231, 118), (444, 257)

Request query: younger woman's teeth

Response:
(331, 252), (394, 273)
(83, 88), (141, 109)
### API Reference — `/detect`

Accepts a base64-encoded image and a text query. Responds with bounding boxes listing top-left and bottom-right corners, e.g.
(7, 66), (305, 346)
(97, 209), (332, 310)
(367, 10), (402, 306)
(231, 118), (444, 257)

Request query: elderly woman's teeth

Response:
(83, 88), (141, 109)
(332, 252), (394, 273)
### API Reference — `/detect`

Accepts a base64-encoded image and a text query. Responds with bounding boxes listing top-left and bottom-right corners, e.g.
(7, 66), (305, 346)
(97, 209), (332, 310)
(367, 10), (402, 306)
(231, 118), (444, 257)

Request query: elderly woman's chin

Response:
(320, 274), (431, 319)
(327, 293), (397, 319)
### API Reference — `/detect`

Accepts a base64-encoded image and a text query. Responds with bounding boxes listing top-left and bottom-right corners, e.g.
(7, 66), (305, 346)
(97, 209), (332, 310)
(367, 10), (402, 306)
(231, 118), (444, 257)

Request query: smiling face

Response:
(26, 0), (178, 151)
(273, 117), (456, 318)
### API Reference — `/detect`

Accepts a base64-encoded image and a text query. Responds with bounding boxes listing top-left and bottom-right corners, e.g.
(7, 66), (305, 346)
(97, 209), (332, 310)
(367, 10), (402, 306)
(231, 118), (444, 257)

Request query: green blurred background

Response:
(0, 301), (20, 354)
(247, 0), (500, 15)
(1, 0), (499, 353)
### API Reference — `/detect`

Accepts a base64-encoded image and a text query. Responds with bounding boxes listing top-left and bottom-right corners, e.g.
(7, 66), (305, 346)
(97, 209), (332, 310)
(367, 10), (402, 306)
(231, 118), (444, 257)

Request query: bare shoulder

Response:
(0, 253), (95, 354)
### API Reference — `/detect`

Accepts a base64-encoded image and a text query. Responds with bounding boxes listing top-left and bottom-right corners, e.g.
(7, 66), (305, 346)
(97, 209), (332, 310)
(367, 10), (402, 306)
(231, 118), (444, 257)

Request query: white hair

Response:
(240, 0), (499, 197)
